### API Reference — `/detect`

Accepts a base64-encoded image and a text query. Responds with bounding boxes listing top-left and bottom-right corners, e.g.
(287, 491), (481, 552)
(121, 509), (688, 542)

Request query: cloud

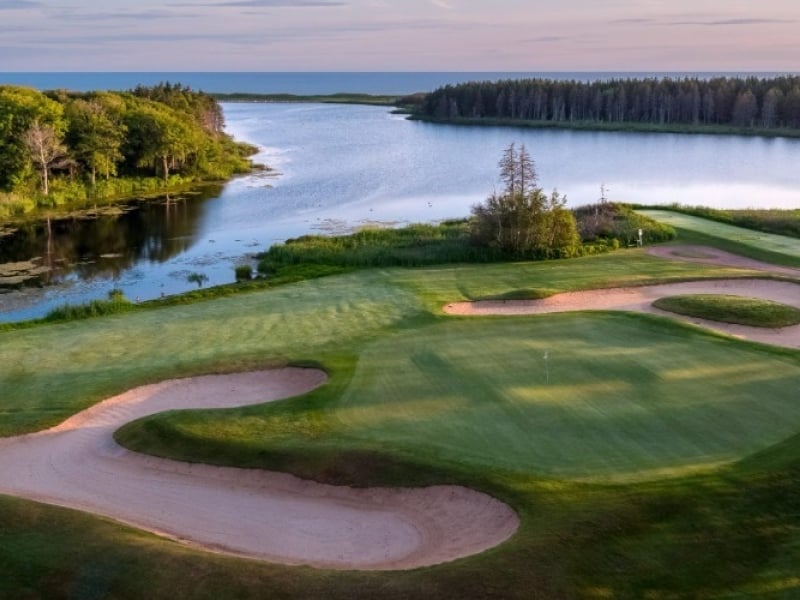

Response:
(0, 0), (40, 8)
(171, 0), (345, 6)
(611, 17), (794, 27)
(54, 10), (199, 21)
(523, 36), (565, 43)
(431, 0), (453, 8)
(670, 18), (794, 26)
(609, 18), (655, 25)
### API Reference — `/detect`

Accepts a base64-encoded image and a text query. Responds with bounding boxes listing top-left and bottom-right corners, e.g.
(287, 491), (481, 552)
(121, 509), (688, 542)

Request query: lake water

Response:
(2, 102), (800, 321)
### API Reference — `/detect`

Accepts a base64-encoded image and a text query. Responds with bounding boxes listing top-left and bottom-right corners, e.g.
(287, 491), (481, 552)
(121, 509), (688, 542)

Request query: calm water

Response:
(2, 102), (800, 321)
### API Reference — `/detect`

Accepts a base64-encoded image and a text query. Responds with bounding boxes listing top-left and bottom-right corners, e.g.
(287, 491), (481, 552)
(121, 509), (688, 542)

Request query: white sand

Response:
(0, 367), (518, 570)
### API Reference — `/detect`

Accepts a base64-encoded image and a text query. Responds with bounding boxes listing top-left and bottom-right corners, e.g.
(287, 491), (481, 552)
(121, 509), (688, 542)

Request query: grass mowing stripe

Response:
(0, 253), (739, 436)
(0, 271), (424, 436)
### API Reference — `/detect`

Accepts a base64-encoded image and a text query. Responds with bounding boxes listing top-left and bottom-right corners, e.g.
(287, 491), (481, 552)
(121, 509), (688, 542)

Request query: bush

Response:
(573, 202), (675, 245)
(234, 264), (252, 281)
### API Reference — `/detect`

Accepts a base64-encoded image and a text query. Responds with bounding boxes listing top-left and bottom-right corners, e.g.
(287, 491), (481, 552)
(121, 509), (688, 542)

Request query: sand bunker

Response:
(647, 244), (800, 276)
(0, 368), (518, 570)
(445, 279), (800, 349)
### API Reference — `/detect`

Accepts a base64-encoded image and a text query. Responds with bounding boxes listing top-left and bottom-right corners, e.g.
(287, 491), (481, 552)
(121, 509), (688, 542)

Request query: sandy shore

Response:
(0, 368), (518, 570)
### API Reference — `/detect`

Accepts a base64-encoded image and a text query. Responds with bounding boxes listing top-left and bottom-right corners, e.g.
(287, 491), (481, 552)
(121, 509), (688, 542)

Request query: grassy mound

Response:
(654, 294), (800, 328)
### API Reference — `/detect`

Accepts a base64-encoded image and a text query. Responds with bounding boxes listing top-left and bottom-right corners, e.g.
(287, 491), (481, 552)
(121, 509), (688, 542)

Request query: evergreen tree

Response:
(471, 143), (579, 258)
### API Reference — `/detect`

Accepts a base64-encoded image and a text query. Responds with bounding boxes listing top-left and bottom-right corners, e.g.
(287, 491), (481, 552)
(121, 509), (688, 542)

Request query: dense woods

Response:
(0, 83), (256, 218)
(418, 76), (800, 132)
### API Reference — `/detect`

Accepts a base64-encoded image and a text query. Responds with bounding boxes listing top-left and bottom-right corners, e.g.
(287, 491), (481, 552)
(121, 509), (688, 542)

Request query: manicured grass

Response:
(0, 252), (742, 435)
(638, 209), (800, 268)
(119, 313), (800, 481)
(654, 294), (800, 328)
(636, 204), (800, 239)
(3, 246), (800, 598)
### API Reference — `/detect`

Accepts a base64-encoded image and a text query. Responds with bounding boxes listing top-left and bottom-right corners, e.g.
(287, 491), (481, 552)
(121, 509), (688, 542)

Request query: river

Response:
(2, 102), (799, 322)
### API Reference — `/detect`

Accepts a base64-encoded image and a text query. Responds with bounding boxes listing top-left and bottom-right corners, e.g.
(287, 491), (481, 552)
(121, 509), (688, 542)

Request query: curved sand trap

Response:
(445, 279), (800, 349)
(0, 367), (518, 570)
(647, 244), (800, 276)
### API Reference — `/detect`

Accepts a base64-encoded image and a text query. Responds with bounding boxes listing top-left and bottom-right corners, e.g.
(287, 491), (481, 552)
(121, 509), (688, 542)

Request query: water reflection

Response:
(0, 186), (221, 290)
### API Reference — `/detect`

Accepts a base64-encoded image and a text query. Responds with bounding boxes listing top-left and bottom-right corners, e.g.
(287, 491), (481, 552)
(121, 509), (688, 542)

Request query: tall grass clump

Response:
(258, 221), (503, 274)
(44, 288), (135, 322)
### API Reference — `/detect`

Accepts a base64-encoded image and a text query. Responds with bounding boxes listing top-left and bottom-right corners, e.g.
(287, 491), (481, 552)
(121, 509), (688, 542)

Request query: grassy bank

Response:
(2, 239), (800, 598)
(654, 294), (800, 327)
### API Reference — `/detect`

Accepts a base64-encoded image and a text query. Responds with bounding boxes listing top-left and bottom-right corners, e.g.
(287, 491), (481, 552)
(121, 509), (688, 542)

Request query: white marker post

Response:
(544, 351), (549, 385)
(638, 228), (643, 247)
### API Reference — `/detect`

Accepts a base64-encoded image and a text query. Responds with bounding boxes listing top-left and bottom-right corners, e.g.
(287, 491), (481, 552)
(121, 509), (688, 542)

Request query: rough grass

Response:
(654, 294), (800, 328)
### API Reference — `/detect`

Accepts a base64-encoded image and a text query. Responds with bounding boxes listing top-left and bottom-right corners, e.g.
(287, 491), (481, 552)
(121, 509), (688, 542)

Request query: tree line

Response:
(0, 82), (255, 216)
(417, 76), (800, 130)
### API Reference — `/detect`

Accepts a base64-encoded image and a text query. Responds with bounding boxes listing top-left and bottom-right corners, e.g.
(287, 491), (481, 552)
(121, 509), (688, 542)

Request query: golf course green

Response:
(2, 232), (800, 598)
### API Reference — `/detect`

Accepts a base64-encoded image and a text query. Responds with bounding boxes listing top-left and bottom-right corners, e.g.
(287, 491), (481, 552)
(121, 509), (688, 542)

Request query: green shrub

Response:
(234, 264), (253, 281)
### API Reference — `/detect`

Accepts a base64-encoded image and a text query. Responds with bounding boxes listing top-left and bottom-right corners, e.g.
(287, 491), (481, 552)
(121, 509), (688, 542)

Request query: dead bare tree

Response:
(24, 120), (66, 196)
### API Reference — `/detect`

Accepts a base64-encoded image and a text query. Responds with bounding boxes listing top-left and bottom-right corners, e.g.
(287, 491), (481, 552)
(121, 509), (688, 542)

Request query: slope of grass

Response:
(654, 294), (800, 328)
(637, 204), (800, 239)
(638, 209), (800, 268)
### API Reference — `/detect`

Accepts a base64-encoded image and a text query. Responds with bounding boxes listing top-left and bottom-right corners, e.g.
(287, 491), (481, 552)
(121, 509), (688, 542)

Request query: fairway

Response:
(639, 210), (800, 262)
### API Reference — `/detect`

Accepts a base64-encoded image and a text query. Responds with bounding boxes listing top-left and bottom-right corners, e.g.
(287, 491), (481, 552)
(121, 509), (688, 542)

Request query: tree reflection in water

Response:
(0, 185), (222, 288)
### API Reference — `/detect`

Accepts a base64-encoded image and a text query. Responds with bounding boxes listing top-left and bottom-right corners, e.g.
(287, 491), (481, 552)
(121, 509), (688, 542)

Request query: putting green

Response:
(333, 313), (800, 480)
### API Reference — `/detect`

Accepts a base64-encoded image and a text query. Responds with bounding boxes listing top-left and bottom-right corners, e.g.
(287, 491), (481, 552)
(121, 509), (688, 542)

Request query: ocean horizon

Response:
(1, 71), (798, 95)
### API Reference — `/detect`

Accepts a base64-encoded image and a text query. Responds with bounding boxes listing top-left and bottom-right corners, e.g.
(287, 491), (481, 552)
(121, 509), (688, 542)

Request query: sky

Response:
(0, 0), (798, 71)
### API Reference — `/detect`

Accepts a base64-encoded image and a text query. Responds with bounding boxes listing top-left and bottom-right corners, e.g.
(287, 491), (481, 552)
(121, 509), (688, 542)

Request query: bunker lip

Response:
(0, 367), (519, 571)
(444, 278), (800, 349)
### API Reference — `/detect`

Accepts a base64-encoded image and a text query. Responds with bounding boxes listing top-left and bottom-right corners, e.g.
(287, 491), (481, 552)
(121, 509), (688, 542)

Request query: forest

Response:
(0, 83), (256, 219)
(416, 76), (800, 133)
